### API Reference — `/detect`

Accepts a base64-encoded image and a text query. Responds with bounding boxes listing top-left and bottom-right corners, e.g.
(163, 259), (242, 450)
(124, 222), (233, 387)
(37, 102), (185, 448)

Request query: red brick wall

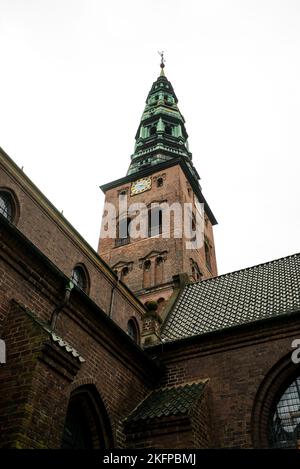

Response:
(149, 321), (300, 448)
(99, 164), (218, 306)
(0, 219), (159, 448)
(0, 148), (144, 333)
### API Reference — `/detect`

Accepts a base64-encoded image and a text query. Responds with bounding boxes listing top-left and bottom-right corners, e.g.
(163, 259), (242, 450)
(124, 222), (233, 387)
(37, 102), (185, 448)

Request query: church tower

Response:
(98, 58), (218, 309)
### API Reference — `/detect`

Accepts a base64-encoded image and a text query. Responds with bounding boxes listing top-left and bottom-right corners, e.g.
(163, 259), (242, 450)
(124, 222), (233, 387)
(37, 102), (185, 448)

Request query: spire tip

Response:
(158, 51), (165, 75)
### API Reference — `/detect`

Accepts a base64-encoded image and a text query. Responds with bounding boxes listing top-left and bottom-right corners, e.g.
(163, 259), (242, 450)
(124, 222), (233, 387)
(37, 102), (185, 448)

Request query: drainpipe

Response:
(50, 280), (74, 330)
(109, 275), (119, 319)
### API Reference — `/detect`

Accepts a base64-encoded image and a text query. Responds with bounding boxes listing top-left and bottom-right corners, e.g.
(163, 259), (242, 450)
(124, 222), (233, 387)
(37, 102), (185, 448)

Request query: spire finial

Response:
(158, 51), (165, 76)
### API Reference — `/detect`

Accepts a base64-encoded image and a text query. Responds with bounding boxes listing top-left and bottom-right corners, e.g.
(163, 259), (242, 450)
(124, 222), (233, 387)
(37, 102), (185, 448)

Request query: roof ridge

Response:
(154, 379), (208, 392)
(188, 252), (300, 287)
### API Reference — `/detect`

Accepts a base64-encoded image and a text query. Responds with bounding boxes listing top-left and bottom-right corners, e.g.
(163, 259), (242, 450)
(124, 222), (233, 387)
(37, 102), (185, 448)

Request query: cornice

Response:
(100, 157), (217, 225)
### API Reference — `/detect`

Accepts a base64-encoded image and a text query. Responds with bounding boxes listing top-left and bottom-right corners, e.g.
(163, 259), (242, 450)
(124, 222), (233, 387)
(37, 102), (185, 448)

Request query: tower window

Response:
(157, 177), (164, 188)
(127, 318), (139, 344)
(192, 214), (196, 232)
(148, 207), (163, 237)
(205, 241), (211, 272)
(144, 260), (151, 271)
(121, 266), (129, 280)
(150, 126), (156, 136)
(191, 259), (202, 282)
(0, 191), (14, 222)
(115, 217), (131, 247)
(72, 265), (88, 292)
(165, 125), (172, 135)
(156, 256), (163, 266)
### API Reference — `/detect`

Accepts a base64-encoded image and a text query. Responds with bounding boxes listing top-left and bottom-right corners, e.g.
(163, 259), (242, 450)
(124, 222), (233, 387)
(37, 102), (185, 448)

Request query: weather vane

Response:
(158, 50), (165, 69)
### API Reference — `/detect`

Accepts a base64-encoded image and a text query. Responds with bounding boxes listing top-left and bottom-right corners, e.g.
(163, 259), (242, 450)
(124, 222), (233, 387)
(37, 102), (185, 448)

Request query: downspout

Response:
(109, 275), (119, 319)
(50, 280), (74, 330)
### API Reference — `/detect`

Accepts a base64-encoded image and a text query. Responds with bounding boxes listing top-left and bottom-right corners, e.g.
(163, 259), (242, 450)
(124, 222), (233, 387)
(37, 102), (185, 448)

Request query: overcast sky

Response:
(1, 0), (300, 275)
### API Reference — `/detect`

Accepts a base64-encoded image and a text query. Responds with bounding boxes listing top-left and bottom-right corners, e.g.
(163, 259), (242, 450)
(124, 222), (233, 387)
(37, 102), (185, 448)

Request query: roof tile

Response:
(162, 253), (300, 342)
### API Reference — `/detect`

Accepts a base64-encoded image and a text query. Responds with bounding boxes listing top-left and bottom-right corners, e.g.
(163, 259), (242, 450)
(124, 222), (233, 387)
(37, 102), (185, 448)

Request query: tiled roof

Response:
(162, 253), (300, 342)
(125, 381), (207, 423)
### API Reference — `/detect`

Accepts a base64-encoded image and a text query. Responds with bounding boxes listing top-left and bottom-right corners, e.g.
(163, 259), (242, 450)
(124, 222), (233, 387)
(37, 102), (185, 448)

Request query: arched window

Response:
(143, 260), (151, 288)
(269, 376), (300, 448)
(191, 259), (202, 282)
(157, 177), (164, 188)
(155, 256), (164, 284)
(115, 217), (131, 247)
(165, 124), (172, 135)
(150, 125), (156, 136)
(120, 266), (129, 280)
(205, 241), (211, 271)
(0, 191), (15, 222)
(62, 400), (93, 449)
(127, 318), (139, 344)
(61, 385), (113, 449)
(71, 265), (88, 292)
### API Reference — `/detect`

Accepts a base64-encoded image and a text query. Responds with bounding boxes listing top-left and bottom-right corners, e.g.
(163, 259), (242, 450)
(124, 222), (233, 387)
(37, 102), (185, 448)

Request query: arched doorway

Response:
(61, 385), (113, 449)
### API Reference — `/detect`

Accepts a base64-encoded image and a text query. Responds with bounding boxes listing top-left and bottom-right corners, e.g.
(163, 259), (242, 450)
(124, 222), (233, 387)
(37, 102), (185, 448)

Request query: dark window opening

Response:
(191, 260), (202, 282)
(148, 207), (163, 237)
(0, 191), (14, 222)
(121, 266), (129, 280)
(127, 318), (139, 343)
(72, 266), (88, 292)
(144, 260), (151, 271)
(150, 126), (156, 136)
(115, 217), (131, 247)
(269, 377), (300, 448)
(61, 386), (113, 449)
(165, 125), (172, 135)
(205, 241), (211, 271)
(192, 215), (196, 232)
(156, 256), (163, 265)
(62, 402), (93, 449)
(157, 177), (164, 188)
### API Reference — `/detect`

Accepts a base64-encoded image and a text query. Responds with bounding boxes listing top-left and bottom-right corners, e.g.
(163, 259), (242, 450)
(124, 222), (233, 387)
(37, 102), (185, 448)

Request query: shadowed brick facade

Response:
(1, 66), (300, 449)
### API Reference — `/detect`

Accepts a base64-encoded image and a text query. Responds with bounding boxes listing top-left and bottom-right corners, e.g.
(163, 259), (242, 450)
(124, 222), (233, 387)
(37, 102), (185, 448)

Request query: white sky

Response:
(1, 0), (300, 276)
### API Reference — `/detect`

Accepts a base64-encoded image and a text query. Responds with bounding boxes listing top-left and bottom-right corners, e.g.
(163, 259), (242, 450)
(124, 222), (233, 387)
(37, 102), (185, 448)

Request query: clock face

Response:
(130, 177), (152, 196)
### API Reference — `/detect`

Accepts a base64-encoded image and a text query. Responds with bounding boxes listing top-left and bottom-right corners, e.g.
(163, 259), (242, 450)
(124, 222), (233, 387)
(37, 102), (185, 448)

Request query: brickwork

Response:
(148, 320), (300, 448)
(0, 148), (144, 333)
(1, 147), (300, 450)
(99, 164), (217, 306)
(0, 218), (160, 448)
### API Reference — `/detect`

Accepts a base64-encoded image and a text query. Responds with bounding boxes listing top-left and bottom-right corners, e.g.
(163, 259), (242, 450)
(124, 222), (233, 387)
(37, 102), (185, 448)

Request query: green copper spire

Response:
(127, 58), (199, 182)
(159, 50), (165, 76)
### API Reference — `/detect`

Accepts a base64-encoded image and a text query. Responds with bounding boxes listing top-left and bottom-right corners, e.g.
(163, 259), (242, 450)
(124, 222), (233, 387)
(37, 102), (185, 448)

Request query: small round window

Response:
(0, 191), (14, 222)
